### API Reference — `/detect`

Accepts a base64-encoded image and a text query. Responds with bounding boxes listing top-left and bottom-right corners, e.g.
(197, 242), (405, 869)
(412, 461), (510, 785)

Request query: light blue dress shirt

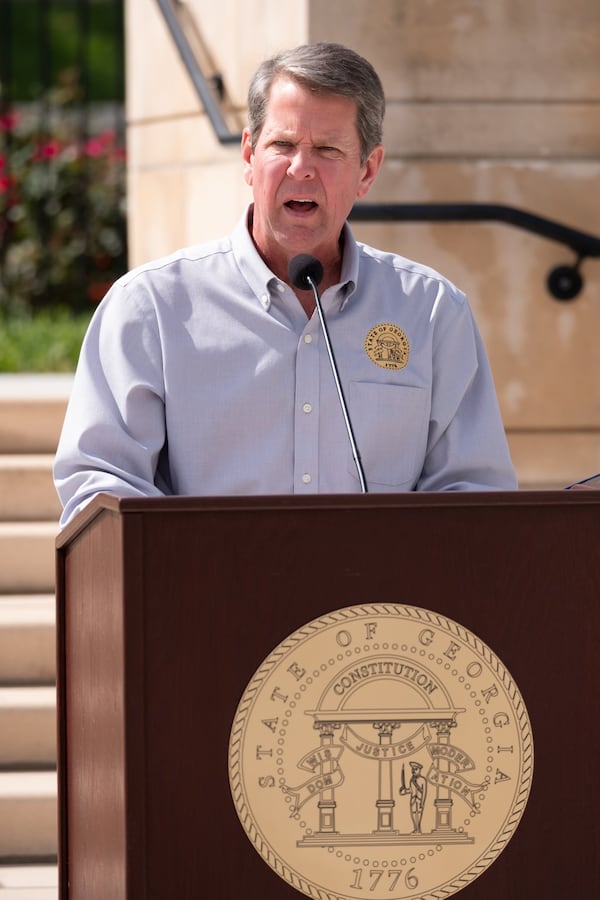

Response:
(54, 207), (517, 525)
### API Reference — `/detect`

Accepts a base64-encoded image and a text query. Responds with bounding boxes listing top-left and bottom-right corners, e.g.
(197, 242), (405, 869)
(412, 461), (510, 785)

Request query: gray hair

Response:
(247, 42), (385, 164)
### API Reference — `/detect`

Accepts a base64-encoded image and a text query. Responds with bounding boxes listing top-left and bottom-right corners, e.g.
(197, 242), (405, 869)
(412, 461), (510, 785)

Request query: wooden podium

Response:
(55, 492), (600, 899)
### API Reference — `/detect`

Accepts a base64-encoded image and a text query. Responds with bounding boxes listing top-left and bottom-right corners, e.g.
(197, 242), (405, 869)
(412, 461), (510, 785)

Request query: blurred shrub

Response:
(0, 74), (126, 316)
(0, 306), (92, 371)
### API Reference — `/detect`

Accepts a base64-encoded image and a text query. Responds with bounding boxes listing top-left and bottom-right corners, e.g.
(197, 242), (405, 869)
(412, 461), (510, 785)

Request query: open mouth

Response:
(285, 200), (318, 213)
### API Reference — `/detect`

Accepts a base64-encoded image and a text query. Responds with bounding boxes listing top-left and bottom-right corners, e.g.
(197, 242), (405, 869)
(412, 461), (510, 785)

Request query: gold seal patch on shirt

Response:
(365, 322), (410, 370)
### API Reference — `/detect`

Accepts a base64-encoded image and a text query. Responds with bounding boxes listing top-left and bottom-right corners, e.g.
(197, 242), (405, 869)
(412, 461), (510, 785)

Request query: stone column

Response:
(431, 720), (457, 833)
(372, 721), (399, 833)
(315, 722), (339, 835)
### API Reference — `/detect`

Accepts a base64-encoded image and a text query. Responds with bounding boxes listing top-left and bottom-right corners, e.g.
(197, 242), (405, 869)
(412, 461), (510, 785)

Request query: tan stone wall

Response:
(126, 0), (600, 488)
(126, 0), (305, 259)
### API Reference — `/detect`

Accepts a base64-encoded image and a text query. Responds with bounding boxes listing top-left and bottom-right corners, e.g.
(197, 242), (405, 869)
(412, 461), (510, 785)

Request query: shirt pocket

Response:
(347, 381), (429, 488)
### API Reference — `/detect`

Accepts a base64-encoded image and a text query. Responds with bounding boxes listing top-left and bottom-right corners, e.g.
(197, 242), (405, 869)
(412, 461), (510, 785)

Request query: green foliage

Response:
(0, 70), (127, 316)
(0, 307), (92, 372)
(5, 0), (124, 103)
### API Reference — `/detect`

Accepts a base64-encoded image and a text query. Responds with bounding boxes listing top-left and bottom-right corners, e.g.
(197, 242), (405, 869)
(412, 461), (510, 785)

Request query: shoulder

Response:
(356, 240), (468, 309)
(118, 236), (235, 290)
(94, 236), (236, 321)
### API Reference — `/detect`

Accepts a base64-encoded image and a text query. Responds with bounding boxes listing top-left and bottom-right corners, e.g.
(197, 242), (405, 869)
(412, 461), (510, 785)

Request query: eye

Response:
(318, 145), (342, 157)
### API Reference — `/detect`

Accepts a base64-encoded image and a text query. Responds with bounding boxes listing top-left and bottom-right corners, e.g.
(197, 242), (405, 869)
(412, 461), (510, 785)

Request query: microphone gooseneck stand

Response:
(288, 254), (368, 494)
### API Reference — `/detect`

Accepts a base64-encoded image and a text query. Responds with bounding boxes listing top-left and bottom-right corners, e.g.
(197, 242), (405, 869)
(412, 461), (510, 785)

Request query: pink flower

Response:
(84, 130), (125, 159)
(0, 111), (19, 132)
(98, 129), (116, 146)
(84, 137), (104, 158)
(34, 140), (61, 161)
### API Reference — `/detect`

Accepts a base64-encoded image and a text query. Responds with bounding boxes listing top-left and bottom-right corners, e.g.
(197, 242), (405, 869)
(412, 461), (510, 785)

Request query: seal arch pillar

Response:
(431, 720), (458, 833)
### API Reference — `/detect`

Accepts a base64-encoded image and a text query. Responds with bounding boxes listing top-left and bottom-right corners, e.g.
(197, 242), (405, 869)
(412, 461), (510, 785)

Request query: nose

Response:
(287, 146), (315, 180)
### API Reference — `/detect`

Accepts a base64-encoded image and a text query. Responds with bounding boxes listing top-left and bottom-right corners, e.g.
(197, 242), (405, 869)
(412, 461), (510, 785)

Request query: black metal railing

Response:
(156, 0), (240, 145)
(155, 0), (599, 300)
(348, 204), (599, 301)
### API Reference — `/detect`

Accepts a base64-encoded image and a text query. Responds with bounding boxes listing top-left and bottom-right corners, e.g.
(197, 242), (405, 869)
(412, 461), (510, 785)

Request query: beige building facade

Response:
(125, 0), (600, 488)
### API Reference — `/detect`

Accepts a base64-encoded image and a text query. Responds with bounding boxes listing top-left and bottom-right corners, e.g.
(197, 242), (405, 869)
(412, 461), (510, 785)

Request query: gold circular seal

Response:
(365, 323), (410, 370)
(229, 604), (533, 900)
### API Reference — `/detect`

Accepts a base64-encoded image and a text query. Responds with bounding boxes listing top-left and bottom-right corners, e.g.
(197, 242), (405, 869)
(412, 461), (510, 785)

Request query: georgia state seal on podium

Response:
(229, 604), (533, 900)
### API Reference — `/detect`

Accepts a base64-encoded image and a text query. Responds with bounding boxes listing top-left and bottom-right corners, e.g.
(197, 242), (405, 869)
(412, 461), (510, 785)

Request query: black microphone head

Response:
(288, 254), (324, 290)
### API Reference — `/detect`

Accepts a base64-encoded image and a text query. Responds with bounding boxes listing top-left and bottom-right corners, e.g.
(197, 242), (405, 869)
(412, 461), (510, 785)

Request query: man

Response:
(54, 43), (517, 526)
(405, 761), (428, 834)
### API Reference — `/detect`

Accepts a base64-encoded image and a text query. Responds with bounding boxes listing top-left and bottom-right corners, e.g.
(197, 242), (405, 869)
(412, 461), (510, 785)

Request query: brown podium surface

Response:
(56, 491), (600, 899)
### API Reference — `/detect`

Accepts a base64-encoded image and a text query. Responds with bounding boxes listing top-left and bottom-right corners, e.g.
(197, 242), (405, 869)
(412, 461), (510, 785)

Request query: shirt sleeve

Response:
(416, 295), (517, 491)
(53, 280), (169, 526)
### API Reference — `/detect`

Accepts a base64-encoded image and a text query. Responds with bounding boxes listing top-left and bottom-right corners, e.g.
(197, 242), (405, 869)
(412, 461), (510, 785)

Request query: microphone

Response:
(288, 254), (324, 292)
(288, 254), (368, 493)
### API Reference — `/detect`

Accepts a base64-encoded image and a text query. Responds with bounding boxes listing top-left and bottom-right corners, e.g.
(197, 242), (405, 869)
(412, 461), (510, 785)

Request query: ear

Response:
(356, 144), (385, 199)
(241, 128), (254, 187)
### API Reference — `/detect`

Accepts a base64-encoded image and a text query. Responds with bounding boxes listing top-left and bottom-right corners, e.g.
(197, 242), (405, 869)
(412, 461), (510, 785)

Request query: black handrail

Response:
(350, 204), (599, 300)
(155, 0), (598, 299)
(155, 0), (240, 145)
(349, 203), (600, 260)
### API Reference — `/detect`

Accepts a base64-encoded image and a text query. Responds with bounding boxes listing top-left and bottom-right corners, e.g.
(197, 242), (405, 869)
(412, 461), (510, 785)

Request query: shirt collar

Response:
(231, 205), (359, 311)
(230, 207), (283, 311)
(338, 221), (359, 309)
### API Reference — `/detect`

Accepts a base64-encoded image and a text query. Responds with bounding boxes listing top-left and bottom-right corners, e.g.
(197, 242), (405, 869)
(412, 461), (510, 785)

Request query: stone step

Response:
(0, 865), (57, 898)
(0, 524), (58, 595)
(0, 688), (56, 768)
(0, 456), (61, 523)
(0, 771), (57, 860)
(0, 378), (65, 886)
(0, 596), (56, 685)
(0, 375), (71, 455)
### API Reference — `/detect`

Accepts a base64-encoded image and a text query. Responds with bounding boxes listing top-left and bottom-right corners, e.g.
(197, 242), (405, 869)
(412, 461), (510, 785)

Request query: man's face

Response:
(242, 77), (383, 283)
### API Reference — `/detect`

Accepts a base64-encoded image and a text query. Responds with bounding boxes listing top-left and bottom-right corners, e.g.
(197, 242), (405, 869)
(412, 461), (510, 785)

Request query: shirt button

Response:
(304, 334), (313, 344)
(276, 283), (285, 293)
(302, 403), (312, 414)
(302, 473), (312, 484)
(260, 294), (269, 308)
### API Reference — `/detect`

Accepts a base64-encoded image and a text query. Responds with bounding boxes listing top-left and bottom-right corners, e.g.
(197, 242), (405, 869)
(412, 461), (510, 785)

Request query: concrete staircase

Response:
(0, 375), (72, 897)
